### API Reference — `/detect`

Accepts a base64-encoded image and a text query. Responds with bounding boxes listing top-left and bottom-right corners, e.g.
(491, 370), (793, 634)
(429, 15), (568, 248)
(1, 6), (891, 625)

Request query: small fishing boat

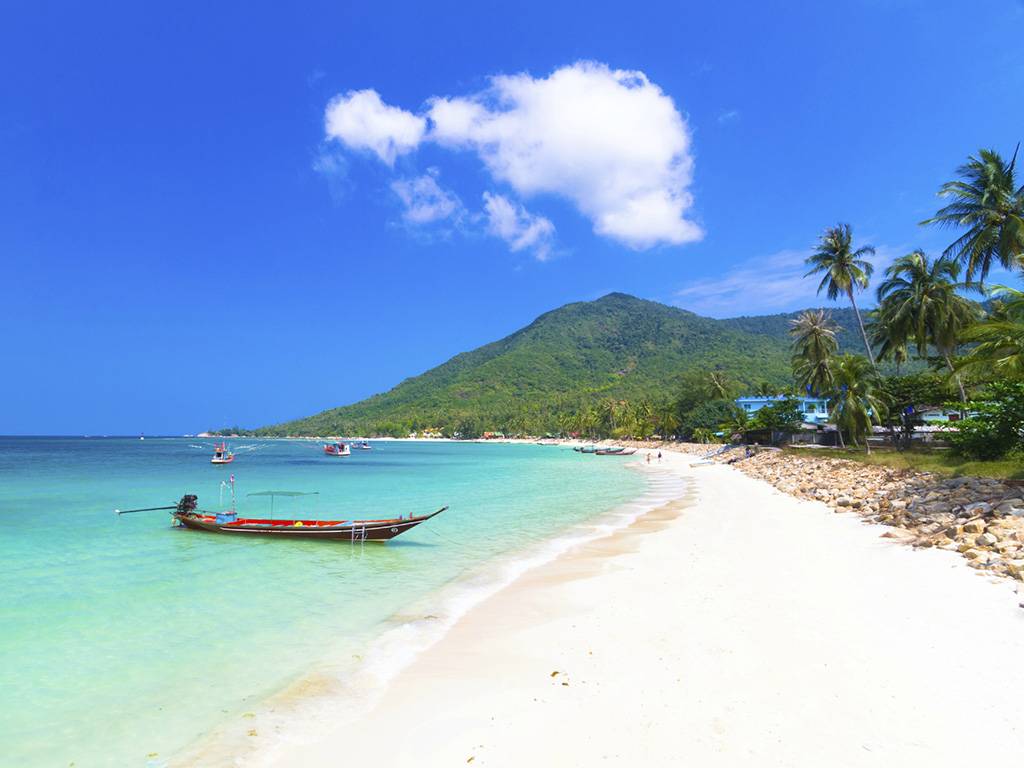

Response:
(324, 442), (351, 456)
(573, 445), (598, 453)
(595, 447), (636, 456)
(352, 441), (372, 450)
(211, 442), (235, 464)
(117, 494), (445, 542)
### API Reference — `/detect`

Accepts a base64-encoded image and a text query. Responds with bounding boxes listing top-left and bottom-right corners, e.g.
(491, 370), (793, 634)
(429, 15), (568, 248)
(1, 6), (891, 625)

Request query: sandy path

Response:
(260, 452), (1024, 766)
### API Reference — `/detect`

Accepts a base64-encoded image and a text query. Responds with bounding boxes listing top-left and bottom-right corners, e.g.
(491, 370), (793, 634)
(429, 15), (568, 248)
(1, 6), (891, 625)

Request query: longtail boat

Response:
(117, 494), (445, 542)
(324, 442), (351, 456)
(595, 447), (636, 456)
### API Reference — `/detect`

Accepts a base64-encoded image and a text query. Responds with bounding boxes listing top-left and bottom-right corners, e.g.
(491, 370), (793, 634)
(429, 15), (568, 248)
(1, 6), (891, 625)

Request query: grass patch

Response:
(784, 446), (1024, 480)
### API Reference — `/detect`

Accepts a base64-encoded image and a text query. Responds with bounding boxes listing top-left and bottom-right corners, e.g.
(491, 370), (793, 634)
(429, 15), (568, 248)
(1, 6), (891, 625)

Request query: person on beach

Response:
(657, 450), (662, 462)
(646, 453), (651, 464)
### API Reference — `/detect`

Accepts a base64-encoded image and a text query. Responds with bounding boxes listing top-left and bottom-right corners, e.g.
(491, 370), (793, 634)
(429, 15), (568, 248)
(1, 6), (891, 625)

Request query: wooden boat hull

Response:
(173, 507), (446, 541)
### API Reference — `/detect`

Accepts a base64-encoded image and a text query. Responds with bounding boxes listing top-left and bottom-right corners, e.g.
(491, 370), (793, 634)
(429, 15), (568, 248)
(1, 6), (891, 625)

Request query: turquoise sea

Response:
(0, 437), (648, 767)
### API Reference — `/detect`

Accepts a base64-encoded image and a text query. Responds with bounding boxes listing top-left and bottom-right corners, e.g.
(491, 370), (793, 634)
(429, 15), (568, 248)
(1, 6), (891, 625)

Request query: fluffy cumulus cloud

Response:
(324, 89), (426, 165)
(321, 62), (702, 252)
(390, 171), (462, 224)
(428, 62), (700, 249)
(482, 192), (555, 260)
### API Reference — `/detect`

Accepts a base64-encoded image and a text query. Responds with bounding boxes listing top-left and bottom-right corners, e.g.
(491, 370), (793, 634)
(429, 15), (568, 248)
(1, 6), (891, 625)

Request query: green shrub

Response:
(946, 382), (1024, 460)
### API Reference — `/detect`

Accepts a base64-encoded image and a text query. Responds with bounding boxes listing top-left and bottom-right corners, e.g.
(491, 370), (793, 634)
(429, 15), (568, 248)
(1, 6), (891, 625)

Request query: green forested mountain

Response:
(240, 293), (871, 437)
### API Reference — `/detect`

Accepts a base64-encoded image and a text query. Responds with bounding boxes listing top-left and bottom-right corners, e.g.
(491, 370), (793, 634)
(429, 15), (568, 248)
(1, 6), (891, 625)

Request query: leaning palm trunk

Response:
(942, 351), (967, 403)
(848, 289), (877, 369)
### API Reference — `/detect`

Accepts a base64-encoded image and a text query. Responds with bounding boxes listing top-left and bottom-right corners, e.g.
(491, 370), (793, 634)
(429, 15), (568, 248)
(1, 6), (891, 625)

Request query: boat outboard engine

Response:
(176, 494), (198, 515)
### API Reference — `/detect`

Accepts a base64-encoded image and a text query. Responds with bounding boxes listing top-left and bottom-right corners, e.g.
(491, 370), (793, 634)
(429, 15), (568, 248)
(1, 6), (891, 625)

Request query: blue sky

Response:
(2, 0), (1023, 435)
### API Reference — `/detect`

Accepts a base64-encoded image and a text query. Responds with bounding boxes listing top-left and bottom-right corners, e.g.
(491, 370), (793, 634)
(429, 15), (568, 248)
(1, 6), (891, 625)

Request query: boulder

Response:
(963, 520), (987, 534)
(975, 532), (998, 548)
(964, 502), (993, 516)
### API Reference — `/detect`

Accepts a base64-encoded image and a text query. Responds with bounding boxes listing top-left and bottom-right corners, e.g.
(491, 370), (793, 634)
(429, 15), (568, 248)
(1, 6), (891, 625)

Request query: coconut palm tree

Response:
(706, 371), (733, 400)
(631, 400), (654, 439)
(956, 286), (1024, 379)
(654, 403), (680, 439)
(868, 308), (910, 374)
(789, 309), (839, 395)
(805, 224), (877, 367)
(597, 399), (621, 437)
(718, 406), (749, 443)
(874, 250), (980, 401)
(829, 354), (886, 454)
(921, 146), (1024, 283)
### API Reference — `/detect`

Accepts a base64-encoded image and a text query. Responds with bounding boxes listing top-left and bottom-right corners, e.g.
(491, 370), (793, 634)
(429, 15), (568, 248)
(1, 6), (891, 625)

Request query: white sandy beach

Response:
(240, 450), (1024, 766)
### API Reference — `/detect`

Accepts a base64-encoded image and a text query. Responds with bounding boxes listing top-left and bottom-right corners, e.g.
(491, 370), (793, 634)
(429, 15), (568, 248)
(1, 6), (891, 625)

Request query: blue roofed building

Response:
(735, 395), (831, 426)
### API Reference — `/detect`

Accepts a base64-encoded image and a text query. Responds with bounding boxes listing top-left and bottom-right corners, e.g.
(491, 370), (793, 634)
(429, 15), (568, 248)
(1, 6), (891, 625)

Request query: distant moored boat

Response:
(211, 442), (235, 464)
(324, 442), (351, 456)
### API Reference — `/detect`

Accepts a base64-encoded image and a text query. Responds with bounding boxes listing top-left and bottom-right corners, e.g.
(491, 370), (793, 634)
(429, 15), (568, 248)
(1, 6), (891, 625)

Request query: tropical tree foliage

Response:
(944, 381), (1024, 460)
(829, 354), (886, 452)
(789, 309), (839, 395)
(873, 250), (980, 401)
(922, 147), (1024, 283)
(956, 286), (1024, 380)
(805, 224), (877, 367)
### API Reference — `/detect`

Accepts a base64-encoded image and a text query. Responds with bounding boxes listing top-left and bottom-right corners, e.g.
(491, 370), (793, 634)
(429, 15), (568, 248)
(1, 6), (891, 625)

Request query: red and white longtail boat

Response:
(116, 491), (445, 542)
(324, 442), (351, 457)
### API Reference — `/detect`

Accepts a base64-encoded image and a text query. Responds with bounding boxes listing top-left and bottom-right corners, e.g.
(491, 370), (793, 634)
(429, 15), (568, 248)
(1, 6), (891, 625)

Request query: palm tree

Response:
(632, 400), (654, 439)
(829, 354), (886, 454)
(706, 371), (732, 400)
(805, 224), (877, 367)
(957, 286), (1024, 379)
(573, 405), (598, 440)
(654, 403), (680, 439)
(789, 309), (839, 395)
(868, 308), (910, 374)
(874, 250), (980, 401)
(921, 146), (1024, 283)
(754, 381), (776, 397)
(718, 406), (749, 443)
(597, 399), (621, 437)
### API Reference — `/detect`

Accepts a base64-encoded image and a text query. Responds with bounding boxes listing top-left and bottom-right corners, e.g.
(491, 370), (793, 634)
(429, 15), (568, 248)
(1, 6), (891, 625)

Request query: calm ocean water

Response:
(0, 437), (646, 767)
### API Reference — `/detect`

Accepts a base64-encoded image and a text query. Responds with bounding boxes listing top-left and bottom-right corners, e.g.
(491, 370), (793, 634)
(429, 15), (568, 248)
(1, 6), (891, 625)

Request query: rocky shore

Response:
(621, 441), (1024, 585)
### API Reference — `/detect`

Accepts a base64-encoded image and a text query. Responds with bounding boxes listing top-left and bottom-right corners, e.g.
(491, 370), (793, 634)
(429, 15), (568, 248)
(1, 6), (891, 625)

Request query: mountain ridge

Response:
(239, 293), (869, 436)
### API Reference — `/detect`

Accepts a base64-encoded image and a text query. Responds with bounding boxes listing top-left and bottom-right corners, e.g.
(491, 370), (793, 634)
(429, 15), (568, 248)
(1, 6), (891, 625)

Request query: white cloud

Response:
(321, 62), (702, 251)
(391, 171), (462, 224)
(324, 89), (426, 165)
(673, 246), (902, 318)
(482, 192), (555, 260)
(428, 62), (700, 249)
(717, 109), (740, 124)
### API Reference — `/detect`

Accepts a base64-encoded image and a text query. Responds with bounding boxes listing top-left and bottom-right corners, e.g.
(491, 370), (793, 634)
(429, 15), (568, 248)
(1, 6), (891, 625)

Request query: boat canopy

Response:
(247, 491), (320, 497)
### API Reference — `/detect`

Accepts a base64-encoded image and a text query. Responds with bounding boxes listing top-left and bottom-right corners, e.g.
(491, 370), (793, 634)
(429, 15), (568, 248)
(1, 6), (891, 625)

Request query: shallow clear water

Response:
(0, 437), (645, 767)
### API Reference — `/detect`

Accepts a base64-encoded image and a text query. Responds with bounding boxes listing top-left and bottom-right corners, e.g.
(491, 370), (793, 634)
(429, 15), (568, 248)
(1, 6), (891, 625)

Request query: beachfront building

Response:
(735, 395), (831, 426)
(917, 407), (962, 423)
